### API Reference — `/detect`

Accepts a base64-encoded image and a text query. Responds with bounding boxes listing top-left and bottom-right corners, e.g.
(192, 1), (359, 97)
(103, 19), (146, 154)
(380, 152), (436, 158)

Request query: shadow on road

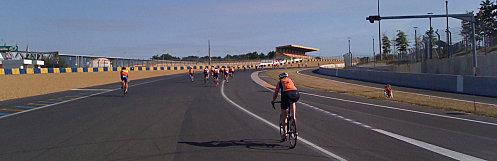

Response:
(91, 93), (124, 98)
(178, 139), (290, 150)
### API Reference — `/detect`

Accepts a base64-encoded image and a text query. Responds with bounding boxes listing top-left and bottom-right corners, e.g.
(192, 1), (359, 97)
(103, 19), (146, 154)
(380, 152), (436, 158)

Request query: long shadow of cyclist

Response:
(178, 139), (291, 150)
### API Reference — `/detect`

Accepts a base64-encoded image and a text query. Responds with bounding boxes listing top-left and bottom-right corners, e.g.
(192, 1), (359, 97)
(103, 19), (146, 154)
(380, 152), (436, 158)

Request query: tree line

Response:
(379, 0), (497, 61)
(151, 51), (276, 61)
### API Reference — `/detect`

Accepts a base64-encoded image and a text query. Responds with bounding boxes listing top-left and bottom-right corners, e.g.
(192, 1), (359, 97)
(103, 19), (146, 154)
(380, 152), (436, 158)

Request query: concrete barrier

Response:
(318, 67), (497, 97)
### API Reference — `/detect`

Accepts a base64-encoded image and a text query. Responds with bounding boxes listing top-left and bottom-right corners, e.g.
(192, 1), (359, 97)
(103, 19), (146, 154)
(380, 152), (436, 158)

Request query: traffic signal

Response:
(366, 15), (381, 23)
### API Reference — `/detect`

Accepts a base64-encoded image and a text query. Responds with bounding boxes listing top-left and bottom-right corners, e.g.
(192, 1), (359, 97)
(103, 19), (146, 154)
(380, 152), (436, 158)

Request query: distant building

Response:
(275, 45), (319, 60)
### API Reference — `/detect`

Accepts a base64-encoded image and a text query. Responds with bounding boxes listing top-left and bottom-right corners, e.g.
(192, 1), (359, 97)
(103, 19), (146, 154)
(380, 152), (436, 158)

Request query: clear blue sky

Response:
(0, 0), (482, 58)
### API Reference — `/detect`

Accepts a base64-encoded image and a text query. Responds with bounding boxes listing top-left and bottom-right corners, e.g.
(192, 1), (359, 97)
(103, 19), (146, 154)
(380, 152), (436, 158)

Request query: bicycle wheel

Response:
(288, 118), (297, 148)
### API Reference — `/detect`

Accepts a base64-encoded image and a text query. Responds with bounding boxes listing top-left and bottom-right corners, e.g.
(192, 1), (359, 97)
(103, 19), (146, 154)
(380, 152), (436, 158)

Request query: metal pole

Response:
(348, 38), (351, 53)
(348, 38), (352, 65)
(373, 37), (376, 67)
(414, 27), (418, 62)
(471, 21), (478, 76)
(378, 0), (382, 61)
(446, 0), (450, 58)
(428, 13), (433, 59)
(208, 40), (211, 66)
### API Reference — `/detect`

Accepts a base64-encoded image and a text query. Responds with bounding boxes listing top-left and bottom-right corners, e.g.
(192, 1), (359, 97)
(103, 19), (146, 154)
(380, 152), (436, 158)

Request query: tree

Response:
(394, 30), (409, 59)
(151, 53), (180, 60)
(181, 55), (199, 61)
(423, 29), (439, 59)
(460, 11), (474, 50)
(381, 34), (391, 59)
(476, 0), (497, 46)
(266, 51), (276, 59)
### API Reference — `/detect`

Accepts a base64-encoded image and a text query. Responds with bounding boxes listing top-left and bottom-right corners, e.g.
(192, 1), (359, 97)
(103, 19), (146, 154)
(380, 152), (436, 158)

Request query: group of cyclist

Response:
(120, 65), (299, 143)
(199, 66), (236, 85)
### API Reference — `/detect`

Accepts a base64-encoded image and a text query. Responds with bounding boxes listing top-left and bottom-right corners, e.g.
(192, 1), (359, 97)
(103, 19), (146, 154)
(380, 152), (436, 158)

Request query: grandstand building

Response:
(275, 45), (319, 60)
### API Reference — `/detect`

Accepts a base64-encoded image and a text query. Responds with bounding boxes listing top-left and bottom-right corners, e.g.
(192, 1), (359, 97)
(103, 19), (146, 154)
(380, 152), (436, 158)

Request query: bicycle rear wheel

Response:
(288, 118), (297, 148)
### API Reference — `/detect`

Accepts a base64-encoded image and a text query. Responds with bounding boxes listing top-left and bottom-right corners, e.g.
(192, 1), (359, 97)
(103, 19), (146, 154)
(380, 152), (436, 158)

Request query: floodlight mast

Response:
(366, 13), (478, 75)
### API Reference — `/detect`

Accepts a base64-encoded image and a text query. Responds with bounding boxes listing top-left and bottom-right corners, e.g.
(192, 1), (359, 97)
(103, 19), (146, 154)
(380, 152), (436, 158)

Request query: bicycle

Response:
(188, 73), (194, 82)
(121, 82), (128, 96)
(203, 75), (209, 84)
(272, 101), (298, 148)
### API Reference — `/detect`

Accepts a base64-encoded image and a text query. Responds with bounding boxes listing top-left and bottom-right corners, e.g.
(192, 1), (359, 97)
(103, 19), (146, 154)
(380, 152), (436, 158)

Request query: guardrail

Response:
(0, 59), (339, 75)
(317, 67), (497, 98)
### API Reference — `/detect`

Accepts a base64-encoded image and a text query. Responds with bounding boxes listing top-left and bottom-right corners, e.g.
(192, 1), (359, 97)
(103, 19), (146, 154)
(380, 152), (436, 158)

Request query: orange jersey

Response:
(277, 77), (297, 92)
(120, 70), (129, 77)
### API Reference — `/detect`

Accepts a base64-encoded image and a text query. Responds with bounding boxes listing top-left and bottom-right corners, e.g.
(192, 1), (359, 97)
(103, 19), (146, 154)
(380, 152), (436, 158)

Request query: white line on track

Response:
(373, 129), (485, 161)
(220, 80), (347, 161)
(299, 102), (485, 161)
(0, 77), (175, 120)
(251, 71), (487, 160)
(296, 69), (497, 107)
(70, 88), (114, 91)
(301, 92), (497, 126)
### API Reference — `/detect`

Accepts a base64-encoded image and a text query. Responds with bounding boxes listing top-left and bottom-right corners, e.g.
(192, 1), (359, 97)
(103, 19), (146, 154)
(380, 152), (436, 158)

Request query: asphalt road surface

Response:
(0, 70), (496, 161)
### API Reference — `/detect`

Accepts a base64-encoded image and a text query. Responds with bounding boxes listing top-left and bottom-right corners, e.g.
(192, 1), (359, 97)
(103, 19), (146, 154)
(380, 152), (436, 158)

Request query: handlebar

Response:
(271, 101), (281, 109)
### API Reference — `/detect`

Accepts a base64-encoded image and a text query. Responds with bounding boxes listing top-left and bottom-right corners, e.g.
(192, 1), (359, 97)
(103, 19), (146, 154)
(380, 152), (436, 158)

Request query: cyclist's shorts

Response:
(121, 76), (128, 83)
(189, 73), (194, 76)
(204, 73), (209, 77)
(213, 74), (219, 79)
(281, 90), (300, 110)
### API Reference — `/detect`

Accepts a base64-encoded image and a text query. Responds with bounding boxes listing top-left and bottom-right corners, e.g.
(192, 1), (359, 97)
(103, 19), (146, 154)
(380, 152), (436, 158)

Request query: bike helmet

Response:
(278, 72), (289, 79)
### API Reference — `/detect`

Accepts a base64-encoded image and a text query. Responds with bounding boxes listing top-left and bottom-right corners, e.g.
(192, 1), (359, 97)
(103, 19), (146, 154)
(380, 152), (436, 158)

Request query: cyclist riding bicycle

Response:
(120, 67), (129, 94)
(212, 67), (220, 85)
(188, 67), (195, 82)
(210, 67), (215, 77)
(271, 72), (300, 141)
(223, 67), (230, 82)
(203, 67), (210, 81)
(228, 67), (235, 78)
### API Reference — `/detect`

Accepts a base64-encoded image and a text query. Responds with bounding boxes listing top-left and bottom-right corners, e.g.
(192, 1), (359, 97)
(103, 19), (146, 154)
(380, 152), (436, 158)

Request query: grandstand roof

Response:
(275, 45), (319, 53)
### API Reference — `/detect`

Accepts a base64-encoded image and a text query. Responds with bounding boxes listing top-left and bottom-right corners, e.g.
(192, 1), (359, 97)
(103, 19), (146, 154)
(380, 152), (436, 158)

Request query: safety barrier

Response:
(318, 67), (497, 98)
(0, 59), (339, 76)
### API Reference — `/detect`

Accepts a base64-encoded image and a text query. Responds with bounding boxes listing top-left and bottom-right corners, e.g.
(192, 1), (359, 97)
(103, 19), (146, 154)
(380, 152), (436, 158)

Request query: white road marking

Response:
(296, 69), (497, 107)
(299, 102), (486, 161)
(301, 92), (497, 126)
(252, 71), (497, 126)
(220, 81), (347, 161)
(252, 71), (489, 160)
(70, 88), (114, 91)
(373, 129), (485, 161)
(0, 77), (175, 120)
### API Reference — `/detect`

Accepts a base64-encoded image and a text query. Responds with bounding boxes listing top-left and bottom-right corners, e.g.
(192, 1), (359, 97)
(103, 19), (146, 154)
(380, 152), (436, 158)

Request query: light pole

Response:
(377, 0), (382, 61)
(414, 27), (419, 62)
(428, 12), (434, 60)
(348, 37), (352, 65)
(445, 0), (450, 58)
(348, 37), (351, 53)
(372, 36), (376, 67)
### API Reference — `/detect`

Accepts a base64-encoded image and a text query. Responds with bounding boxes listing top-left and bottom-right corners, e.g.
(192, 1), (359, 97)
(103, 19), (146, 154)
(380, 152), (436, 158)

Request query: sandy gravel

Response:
(0, 70), (185, 101)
